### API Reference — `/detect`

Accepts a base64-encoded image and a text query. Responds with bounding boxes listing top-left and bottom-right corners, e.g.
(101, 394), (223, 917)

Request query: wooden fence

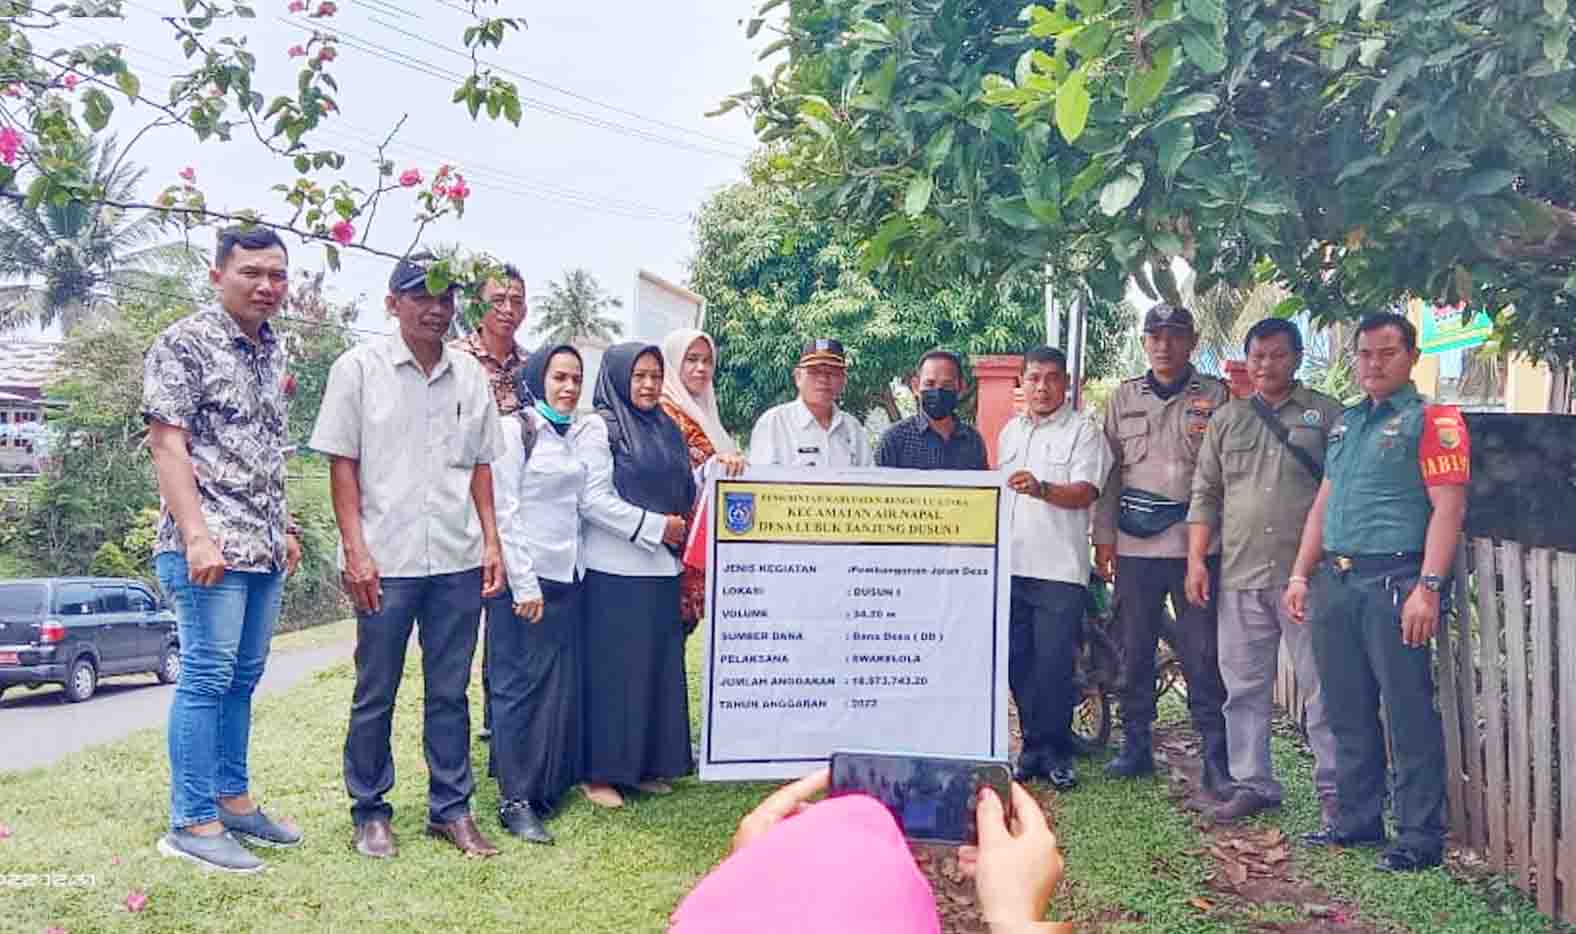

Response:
(1273, 538), (1575, 923)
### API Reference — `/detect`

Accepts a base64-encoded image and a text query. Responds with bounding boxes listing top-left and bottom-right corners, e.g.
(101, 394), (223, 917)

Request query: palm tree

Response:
(533, 267), (625, 345)
(0, 136), (204, 334)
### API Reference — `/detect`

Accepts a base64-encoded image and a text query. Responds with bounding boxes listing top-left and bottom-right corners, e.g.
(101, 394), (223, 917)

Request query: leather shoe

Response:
(1301, 826), (1386, 849)
(427, 814), (500, 858)
(1319, 796), (1340, 828)
(1104, 741), (1154, 779)
(1212, 788), (1278, 824)
(498, 801), (553, 845)
(352, 818), (397, 859)
(1044, 763), (1078, 791)
(1376, 847), (1441, 872)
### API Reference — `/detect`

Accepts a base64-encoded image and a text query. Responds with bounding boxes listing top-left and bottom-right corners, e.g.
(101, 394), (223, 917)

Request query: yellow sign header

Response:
(715, 482), (999, 546)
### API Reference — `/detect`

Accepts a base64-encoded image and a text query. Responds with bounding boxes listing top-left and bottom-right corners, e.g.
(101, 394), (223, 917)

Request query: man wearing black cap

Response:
(748, 338), (873, 468)
(1092, 303), (1233, 801)
(310, 252), (507, 860)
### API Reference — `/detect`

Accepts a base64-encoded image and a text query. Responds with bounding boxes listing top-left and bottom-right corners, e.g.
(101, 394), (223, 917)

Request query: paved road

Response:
(0, 639), (354, 773)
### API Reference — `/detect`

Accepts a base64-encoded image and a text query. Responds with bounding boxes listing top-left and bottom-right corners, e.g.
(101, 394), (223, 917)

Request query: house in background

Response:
(0, 341), (63, 474)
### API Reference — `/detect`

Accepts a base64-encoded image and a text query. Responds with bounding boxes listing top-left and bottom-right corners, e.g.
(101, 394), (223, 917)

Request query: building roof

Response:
(0, 340), (62, 393)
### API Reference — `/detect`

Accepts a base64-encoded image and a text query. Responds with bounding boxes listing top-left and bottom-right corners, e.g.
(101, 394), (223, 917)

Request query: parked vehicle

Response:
(0, 577), (179, 704)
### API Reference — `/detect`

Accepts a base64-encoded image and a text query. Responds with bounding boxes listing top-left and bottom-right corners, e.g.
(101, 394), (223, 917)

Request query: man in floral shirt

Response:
(143, 226), (303, 874)
(449, 264), (527, 741)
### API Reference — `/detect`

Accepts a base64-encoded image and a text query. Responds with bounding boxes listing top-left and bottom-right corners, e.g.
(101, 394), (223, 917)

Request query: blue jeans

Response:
(155, 552), (284, 830)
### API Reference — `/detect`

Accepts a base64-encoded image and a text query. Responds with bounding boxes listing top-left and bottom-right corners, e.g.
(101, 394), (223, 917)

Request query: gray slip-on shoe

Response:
(157, 829), (265, 873)
(220, 807), (303, 848)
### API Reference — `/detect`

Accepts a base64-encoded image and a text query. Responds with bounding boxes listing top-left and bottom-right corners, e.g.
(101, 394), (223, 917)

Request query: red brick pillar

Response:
(1223, 360), (1252, 399)
(973, 354), (1024, 467)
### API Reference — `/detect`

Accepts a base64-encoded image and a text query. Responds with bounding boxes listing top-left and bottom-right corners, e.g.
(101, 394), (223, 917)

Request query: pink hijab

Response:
(669, 794), (940, 934)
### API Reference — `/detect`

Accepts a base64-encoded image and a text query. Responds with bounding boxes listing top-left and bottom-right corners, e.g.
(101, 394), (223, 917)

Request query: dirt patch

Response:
(1154, 724), (1385, 933)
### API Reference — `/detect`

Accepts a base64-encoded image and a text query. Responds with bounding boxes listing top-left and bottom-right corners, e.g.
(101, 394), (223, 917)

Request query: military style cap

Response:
(798, 337), (848, 369)
(1142, 302), (1197, 333)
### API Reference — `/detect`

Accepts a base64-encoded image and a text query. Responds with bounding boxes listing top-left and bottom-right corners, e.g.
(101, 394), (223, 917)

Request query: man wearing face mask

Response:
(875, 349), (989, 470)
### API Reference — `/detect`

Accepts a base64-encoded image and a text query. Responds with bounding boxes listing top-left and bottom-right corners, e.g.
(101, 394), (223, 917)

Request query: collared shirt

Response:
(748, 398), (873, 468)
(875, 414), (989, 470)
(1093, 367), (1230, 558)
(998, 405), (1112, 584)
(1323, 382), (1470, 555)
(492, 409), (588, 602)
(579, 413), (678, 577)
(449, 331), (526, 415)
(1187, 383), (1344, 590)
(308, 334), (502, 578)
(142, 306), (289, 573)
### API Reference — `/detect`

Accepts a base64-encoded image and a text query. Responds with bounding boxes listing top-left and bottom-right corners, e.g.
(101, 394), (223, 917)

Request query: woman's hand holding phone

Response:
(958, 782), (1067, 929)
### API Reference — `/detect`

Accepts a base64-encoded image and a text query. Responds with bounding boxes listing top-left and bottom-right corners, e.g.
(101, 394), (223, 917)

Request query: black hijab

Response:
(515, 343), (582, 436)
(593, 341), (695, 515)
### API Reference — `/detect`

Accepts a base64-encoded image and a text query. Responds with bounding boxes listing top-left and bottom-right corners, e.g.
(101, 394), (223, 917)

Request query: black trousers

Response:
(1115, 555), (1226, 739)
(1310, 561), (1446, 856)
(487, 579), (583, 810)
(344, 568), (481, 826)
(1008, 577), (1085, 762)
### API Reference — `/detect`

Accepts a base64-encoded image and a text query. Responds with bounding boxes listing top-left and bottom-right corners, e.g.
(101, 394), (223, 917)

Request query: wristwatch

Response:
(1420, 574), (1446, 593)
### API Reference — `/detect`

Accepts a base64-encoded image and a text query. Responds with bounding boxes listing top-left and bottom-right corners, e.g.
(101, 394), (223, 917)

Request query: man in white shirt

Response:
(748, 338), (873, 468)
(310, 252), (506, 861)
(996, 346), (1112, 790)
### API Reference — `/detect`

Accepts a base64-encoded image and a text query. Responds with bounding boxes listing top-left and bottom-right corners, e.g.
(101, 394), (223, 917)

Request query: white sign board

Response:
(698, 467), (1011, 781)
(632, 269), (703, 342)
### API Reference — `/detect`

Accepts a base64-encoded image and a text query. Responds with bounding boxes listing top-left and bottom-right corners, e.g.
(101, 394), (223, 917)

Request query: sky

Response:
(9, 1), (767, 342)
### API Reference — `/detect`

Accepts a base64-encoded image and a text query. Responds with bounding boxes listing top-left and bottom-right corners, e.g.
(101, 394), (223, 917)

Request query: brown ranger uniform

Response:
(1093, 304), (1233, 795)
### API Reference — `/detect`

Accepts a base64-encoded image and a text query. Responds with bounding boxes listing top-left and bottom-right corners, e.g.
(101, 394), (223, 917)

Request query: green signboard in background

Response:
(1420, 303), (1495, 355)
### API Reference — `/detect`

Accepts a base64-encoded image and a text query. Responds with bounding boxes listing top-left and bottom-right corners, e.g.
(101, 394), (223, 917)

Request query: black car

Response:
(0, 577), (180, 704)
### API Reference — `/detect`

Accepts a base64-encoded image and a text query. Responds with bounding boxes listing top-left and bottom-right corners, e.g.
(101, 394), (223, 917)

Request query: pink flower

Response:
(287, 45), (306, 58)
(398, 168), (422, 187)
(0, 127), (22, 166)
(316, 46), (337, 63)
(432, 181), (449, 197)
(315, 1), (337, 15)
(287, 0), (305, 10)
(1, 83), (20, 97)
(61, 73), (79, 91)
(448, 174), (470, 201)
(435, 164), (451, 180)
(329, 220), (354, 245)
(124, 889), (148, 913)
(179, 166), (196, 183)
(45, 928), (67, 934)
(281, 372), (298, 397)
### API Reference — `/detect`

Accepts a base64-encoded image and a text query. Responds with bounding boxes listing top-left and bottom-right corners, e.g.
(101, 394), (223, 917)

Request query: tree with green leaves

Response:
(688, 174), (1125, 432)
(0, 136), (202, 333)
(724, 0), (1576, 363)
(533, 267), (626, 345)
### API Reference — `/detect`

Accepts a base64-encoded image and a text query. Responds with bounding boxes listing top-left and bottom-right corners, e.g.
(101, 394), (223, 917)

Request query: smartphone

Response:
(828, 750), (1012, 845)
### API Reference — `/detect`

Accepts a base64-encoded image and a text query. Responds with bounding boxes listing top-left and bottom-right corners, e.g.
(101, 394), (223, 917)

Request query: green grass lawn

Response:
(0, 628), (1559, 933)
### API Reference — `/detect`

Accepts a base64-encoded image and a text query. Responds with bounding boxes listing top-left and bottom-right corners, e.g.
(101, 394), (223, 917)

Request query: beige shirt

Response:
(997, 405), (1112, 585)
(1093, 368), (1230, 558)
(1187, 384), (1344, 591)
(748, 397), (873, 468)
(309, 334), (503, 578)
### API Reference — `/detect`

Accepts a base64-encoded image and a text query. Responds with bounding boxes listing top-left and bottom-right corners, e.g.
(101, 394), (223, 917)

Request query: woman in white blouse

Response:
(488, 342), (591, 845)
(578, 342), (696, 809)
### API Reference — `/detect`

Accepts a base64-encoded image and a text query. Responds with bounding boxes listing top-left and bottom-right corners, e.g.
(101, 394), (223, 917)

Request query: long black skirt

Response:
(581, 570), (692, 786)
(487, 577), (583, 810)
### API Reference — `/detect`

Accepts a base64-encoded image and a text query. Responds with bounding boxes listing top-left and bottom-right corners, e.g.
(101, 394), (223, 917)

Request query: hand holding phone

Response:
(959, 782), (1065, 925)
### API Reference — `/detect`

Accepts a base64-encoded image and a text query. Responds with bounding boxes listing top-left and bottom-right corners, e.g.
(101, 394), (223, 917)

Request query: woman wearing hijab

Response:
(487, 343), (590, 844)
(659, 328), (748, 631)
(579, 342), (697, 809)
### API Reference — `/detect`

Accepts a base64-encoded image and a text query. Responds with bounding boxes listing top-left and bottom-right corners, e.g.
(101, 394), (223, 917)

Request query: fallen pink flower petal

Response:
(330, 220), (355, 245)
(124, 889), (148, 913)
(398, 168), (422, 187)
(44, 927), (67, 934)
(0, 822), (12, 840)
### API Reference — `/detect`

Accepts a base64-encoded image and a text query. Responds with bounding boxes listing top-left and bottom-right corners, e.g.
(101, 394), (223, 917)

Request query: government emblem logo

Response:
(1303, 409), (1322, 426)
(724, 492), (756, 535)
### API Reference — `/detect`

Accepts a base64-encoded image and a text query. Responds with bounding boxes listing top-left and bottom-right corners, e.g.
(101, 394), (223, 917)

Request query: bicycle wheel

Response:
(1071, 620), (1118, 752)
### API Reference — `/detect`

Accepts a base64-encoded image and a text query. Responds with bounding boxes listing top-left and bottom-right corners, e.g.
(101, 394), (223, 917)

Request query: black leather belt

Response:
(1325, 552), (1423, 574)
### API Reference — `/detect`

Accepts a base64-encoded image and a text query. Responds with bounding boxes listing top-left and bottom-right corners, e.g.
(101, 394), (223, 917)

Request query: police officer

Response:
(1093, 303), (1232, 799)
(1285, 311), (1469, 872)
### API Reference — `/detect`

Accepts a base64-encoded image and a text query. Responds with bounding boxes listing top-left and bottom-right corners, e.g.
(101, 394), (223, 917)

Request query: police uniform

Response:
(1092, 304), (1232, 792)
(1308, 381), (1469, 866)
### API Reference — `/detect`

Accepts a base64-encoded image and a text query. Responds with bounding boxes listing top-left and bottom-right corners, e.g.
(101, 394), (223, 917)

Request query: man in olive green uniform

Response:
(1285, 311), (1470, 873)
(1093, 303), (1233, 798)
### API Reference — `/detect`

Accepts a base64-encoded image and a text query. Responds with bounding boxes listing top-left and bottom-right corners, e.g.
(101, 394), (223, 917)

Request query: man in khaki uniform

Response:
(1093, 303), (1233, 799)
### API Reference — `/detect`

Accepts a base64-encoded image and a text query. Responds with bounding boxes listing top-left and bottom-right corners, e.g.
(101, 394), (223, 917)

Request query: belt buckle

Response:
(1333, 555), (1354, 573)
